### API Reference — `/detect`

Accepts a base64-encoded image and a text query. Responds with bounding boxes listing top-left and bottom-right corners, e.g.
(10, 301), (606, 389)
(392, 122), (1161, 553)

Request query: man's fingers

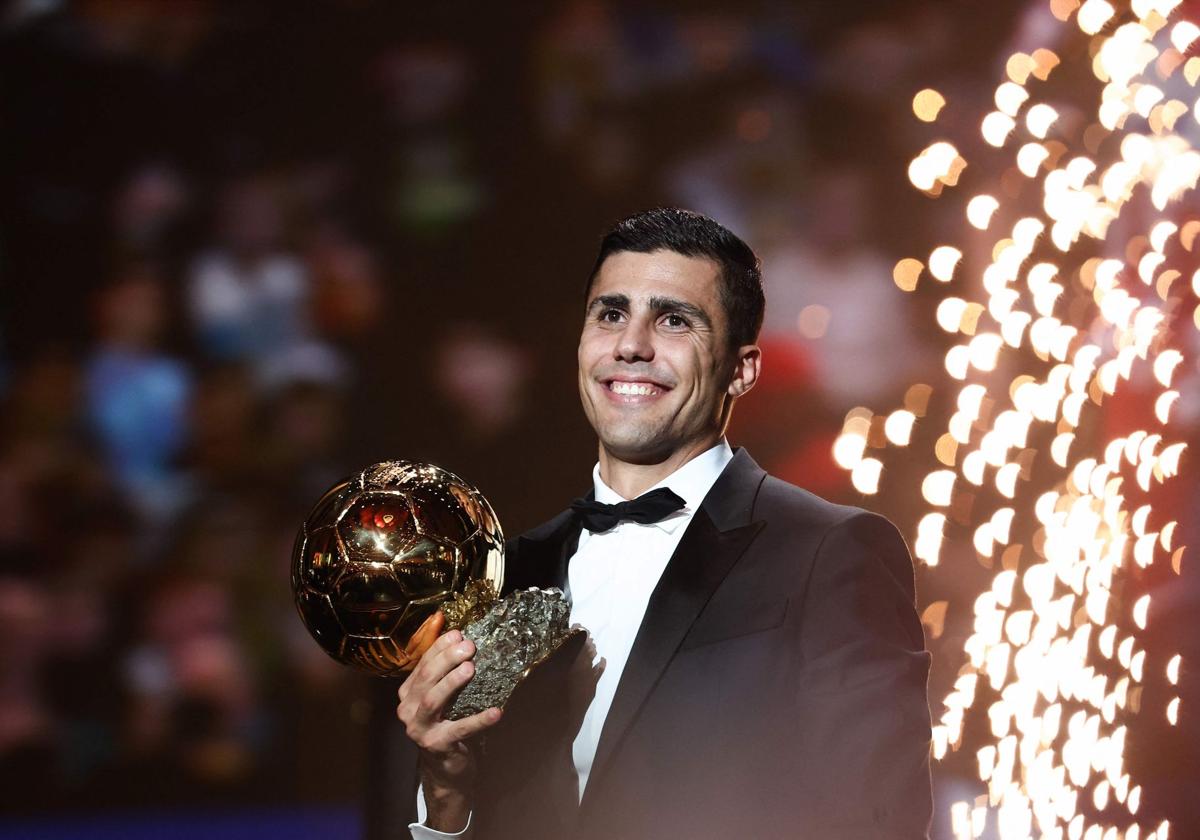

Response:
(425, 627), (463, 659)
(404, 610), (447, 662)
(402, 631), (470, 698)
(399, 635), (477, 725)
(417, 658), (476, 721)
(413, 706), (500, 755)
(442, 707), (502, 744)
(418, 637), (475, 691)
(399, 628), (456, 702)
(403, 630), (459, 697)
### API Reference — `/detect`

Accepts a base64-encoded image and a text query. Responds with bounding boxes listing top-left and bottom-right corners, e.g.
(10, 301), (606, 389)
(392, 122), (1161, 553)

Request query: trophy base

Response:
(447, 588), (586, 720)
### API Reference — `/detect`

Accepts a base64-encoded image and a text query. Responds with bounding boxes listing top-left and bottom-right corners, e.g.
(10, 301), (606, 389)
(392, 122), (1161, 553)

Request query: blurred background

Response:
(0, 1), (1196, 839)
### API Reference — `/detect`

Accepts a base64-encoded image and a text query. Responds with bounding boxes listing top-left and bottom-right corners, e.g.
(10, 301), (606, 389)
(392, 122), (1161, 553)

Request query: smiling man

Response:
(578, 246), (761, 491)
(393, 208), (933, 840)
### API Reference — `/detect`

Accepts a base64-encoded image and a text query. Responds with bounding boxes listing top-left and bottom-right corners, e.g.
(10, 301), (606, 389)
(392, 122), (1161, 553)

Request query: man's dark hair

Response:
(586, 207), (765, 351)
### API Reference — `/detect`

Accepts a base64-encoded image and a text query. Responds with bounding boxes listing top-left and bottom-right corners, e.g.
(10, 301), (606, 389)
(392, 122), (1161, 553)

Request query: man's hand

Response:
(397, 619), (502, 833)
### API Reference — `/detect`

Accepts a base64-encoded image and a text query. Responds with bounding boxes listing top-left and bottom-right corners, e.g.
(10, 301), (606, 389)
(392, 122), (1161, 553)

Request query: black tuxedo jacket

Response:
(379, 448), (932, 840)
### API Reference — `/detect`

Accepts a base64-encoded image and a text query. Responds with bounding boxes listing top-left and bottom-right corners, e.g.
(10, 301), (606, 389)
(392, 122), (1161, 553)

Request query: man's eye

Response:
(600, 309), (623, 322)
(663, 313), (688, 328)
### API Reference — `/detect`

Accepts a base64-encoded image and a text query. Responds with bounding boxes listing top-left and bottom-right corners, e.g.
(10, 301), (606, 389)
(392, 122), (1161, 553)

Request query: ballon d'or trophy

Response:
(291, 460), (584, 719)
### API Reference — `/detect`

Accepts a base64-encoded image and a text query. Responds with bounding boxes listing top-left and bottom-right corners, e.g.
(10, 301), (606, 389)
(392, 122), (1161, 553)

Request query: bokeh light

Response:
(834, 1), (1196, 836)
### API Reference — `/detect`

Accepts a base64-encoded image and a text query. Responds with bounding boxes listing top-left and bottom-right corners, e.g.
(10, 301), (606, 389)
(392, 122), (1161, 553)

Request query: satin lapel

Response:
(509, 507), (581, 593)
(580, 451), (767, 809)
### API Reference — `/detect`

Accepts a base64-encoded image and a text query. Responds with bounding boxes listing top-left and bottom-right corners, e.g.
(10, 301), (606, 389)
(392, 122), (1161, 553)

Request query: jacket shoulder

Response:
(755, 474), (912, 556)
(755, 474), (878, 531)
(505, 507), (574, 552)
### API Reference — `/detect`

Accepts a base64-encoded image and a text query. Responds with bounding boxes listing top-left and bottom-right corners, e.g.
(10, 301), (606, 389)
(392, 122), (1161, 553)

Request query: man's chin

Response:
(596, 430), (676, 466)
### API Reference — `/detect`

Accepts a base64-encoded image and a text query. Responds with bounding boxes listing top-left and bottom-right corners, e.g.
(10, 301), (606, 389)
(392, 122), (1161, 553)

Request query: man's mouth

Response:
(609, 381), (662, 396)
(601, 377), (671, 400)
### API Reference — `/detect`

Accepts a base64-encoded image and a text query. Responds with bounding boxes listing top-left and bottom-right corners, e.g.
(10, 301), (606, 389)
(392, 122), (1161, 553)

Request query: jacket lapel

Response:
(507, 505), (583, 593)
(579, 449), (767, 810)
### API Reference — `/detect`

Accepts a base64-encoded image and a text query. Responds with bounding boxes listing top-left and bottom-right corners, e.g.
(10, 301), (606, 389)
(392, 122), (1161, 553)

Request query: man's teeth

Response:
(610, 381), (660, 396)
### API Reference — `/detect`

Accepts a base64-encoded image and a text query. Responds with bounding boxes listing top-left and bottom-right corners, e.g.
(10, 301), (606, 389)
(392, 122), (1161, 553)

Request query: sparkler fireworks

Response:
(834, 1), (1197, 837)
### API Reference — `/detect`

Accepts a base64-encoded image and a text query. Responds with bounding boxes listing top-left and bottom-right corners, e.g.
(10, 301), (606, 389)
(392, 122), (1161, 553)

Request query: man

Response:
(393, 208), (932, 839)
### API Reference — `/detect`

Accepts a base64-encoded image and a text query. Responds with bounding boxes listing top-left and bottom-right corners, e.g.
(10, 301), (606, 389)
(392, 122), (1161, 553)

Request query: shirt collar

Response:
(590, 439), (734, 533)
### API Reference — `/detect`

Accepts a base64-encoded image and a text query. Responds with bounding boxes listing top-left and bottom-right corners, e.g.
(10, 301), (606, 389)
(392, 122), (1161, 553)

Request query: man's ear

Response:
(727, 344), (761, 398)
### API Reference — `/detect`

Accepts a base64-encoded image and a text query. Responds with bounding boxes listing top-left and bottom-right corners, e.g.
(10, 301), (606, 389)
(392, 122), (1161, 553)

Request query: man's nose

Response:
(614, 317), (654, 362)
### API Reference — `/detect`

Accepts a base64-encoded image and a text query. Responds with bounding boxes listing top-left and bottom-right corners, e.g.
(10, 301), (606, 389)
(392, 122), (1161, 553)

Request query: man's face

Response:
(578, 249), (742, 465)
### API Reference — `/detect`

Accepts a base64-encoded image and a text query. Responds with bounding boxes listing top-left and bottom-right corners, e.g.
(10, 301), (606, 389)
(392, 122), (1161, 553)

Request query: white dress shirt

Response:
(411, 440), (734, 839)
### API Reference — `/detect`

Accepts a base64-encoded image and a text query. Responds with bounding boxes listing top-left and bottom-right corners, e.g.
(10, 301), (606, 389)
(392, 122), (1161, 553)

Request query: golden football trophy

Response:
(291, 460), (583, 718)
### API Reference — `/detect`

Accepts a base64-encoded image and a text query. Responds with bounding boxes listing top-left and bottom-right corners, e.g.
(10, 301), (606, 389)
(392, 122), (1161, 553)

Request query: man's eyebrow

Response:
(648, 295), (713, 328)
(587, 293), (630, 313)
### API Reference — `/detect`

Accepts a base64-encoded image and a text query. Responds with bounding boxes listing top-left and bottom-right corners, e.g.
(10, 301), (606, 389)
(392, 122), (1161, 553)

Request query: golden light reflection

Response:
(915, 88), (948, 122)
(968, 194), (1002, 229)
(797, 304), (832, 339)
(831, 2), (1193, 837)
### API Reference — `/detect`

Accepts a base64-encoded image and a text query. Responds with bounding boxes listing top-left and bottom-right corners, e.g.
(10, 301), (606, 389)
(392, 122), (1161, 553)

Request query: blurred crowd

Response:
(3, 0), (1195, 835)
(0, 151), (386, 812)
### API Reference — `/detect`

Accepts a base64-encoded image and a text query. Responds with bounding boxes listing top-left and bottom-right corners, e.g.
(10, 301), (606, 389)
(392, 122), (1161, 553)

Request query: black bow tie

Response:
(569, 487), (687, 533)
